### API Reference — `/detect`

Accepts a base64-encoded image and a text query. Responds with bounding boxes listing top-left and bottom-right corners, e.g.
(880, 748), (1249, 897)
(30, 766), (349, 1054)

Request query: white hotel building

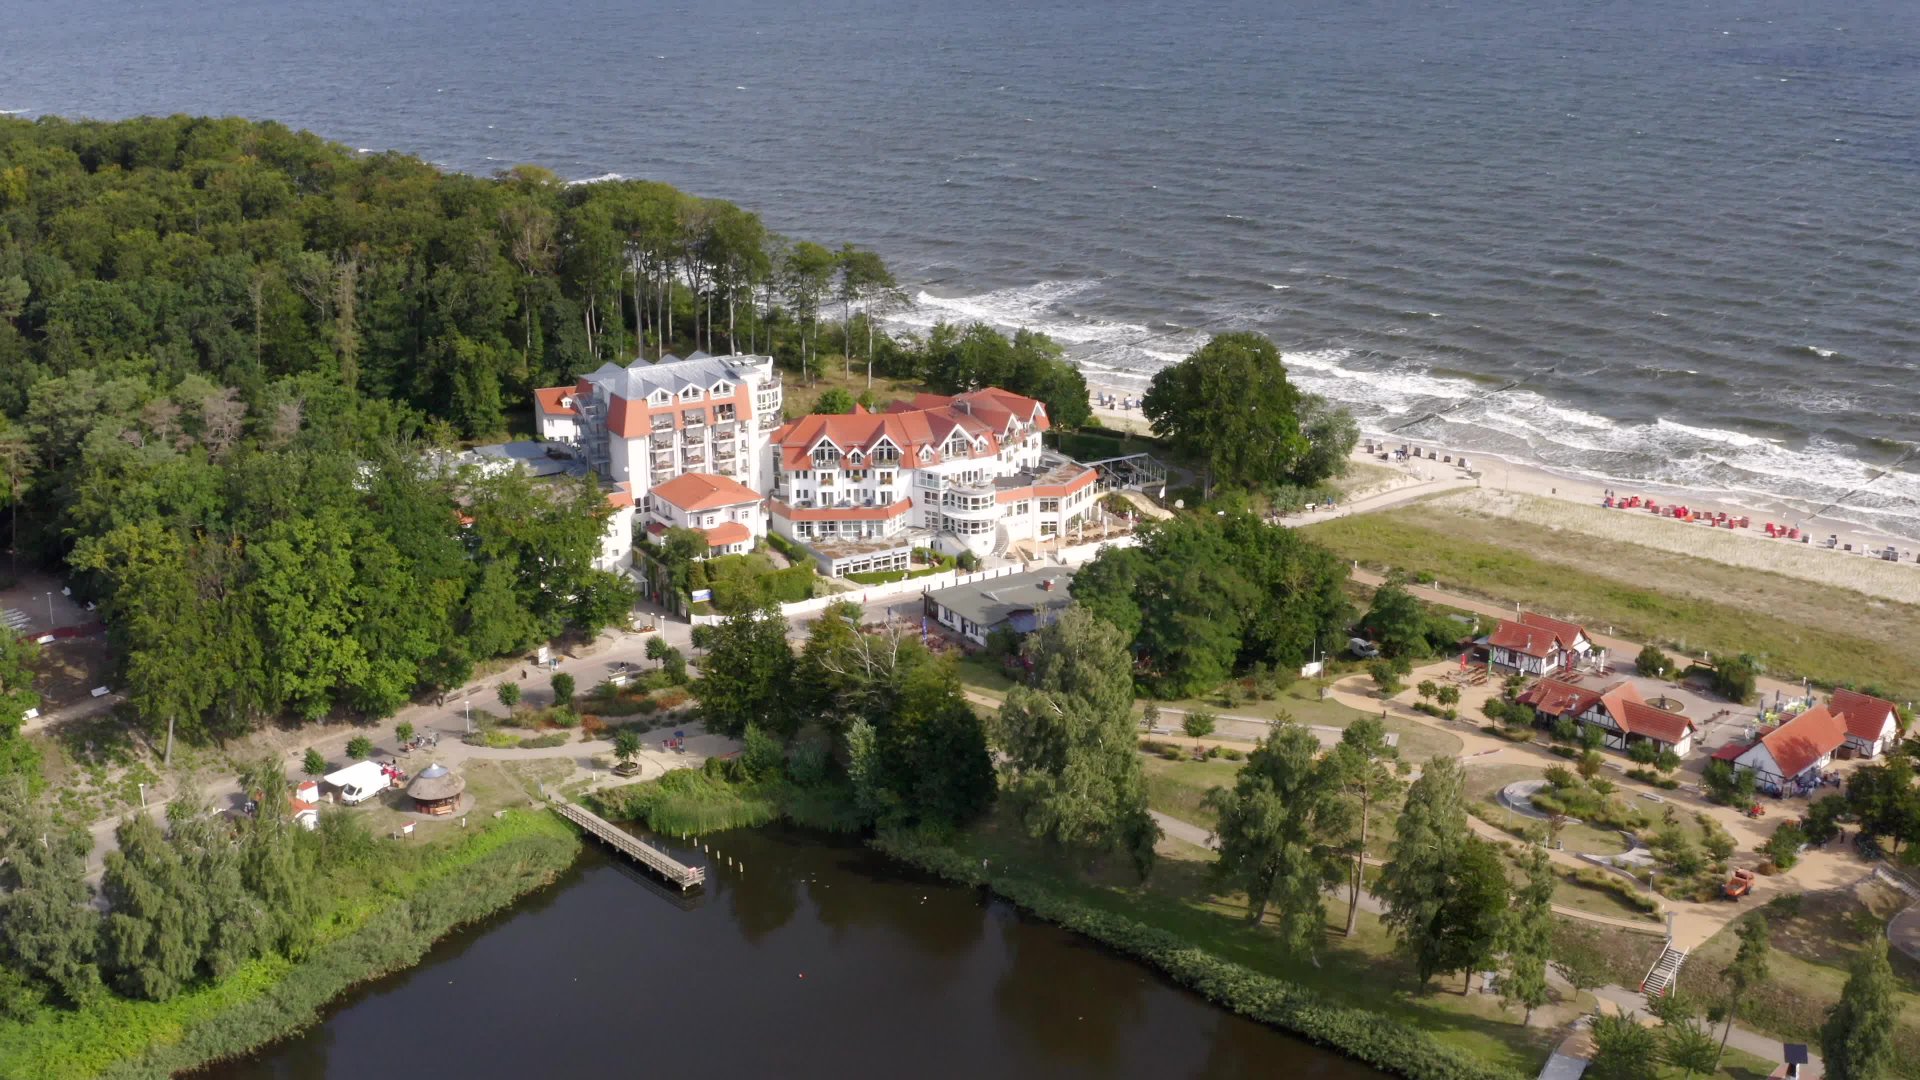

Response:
(766, 389), (1100, 576)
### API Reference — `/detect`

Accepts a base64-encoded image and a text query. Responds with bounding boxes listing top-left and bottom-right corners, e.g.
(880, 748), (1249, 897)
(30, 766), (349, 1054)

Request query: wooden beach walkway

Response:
(549, 799), (706, 891)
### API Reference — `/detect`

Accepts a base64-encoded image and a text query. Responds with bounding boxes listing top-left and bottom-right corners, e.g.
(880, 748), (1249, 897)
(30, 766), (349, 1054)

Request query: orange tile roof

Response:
(1520, 611), (1587, 647)
(1758, 705), (1848, 779)
(533, 386), (577, 416)
(1517, 677), (1601, 718)
(1612, 698), (1694, 746)
(773, 386), (1048, 471)
(649, 472), (761, 512)
(604, 481), (634, 510)
(703, 522), (751, 546)
(1831, 689), (1898, 743)
(1489, 619), (1562, 658)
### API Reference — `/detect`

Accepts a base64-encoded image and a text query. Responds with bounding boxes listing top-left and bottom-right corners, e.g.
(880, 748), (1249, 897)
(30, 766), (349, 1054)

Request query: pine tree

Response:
(1326, 717), (1403, 936)
(1501, 847), (1554, 1022)
(1822, 937), (1898, 1080)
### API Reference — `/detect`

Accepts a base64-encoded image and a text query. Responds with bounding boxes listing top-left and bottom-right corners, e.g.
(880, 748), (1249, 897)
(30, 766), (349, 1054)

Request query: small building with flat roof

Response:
(923, 568), (1077, 646)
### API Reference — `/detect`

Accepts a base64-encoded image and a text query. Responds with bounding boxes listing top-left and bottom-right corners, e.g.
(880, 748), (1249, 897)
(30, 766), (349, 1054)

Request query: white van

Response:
(321, 760), (391, 806)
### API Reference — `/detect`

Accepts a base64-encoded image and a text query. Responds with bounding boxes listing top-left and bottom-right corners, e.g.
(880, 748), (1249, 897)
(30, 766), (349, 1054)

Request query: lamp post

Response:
(40, 591), (57, 632)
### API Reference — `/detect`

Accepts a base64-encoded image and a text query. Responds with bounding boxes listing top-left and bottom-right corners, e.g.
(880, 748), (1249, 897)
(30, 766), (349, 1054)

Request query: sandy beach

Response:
(1084, 385), (1920, 604)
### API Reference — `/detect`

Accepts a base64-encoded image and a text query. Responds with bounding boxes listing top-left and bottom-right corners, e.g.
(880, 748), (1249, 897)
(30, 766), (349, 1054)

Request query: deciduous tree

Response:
(1822, 937), (1898, 1080)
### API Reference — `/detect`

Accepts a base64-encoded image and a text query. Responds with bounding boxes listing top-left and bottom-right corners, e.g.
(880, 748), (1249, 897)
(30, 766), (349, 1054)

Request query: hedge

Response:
(872, 833), (1527, 1080)
(0, 811), (581, 1080)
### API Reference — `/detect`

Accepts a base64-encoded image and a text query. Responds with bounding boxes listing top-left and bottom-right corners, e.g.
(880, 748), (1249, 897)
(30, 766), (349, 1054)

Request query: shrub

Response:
(1543, 766), (1577, 790)
(1567, 868), (1660, 914)
(1367, 660), (1403, 696)
(1654, 748), (1681, 774)
(346, 736), (372, 760)
(395, 722), (415, 745)
(1762, 821), (1807, 869)
(1221, 748), (1243, 761)
(1635, 644), (1673, 678)
(1159, 745), (1184, 761)
(1628, 740), (1659, 766)
(1204, 745), (1223, 759)
(518, 733), (569, 749)
(550, 672), (575, 709)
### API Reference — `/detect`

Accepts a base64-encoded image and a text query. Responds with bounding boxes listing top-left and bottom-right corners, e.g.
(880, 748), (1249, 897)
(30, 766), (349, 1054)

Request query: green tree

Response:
(1710, 655), (1760, 704)
(496, 682), (520, 710)
(739, 724), (785, 782)
(1203, 723), (1351, 956)
(1717, 916), (1771, 1066)
(1363, 582), (1435, 659)
(1368, 659), (1403, 696)
(612, 728), (642, 768)
(1181, 711), (1216, 739)
(1590, 1011), (1659, 1080)
(1636, 644), (1672, 678)
(1377, 756), (1509, 987)
(813, 387), (856, 414)
(100, 814), (206, 1001)
(1821, 937), (1898, 1080)
(1000, 606), (1158, 876)
(1142, 332), (1314, 489)
(1436, 685), (1461, 709)
(0, 781), (103, 1006)
(394, 721), (415, 745)
(1660, 1008), (1722, 1080)
(1577, 749), (1604, 783)
(550, 672), (575, 710)
(646, 635), (677, 665)
(345, 735), (372, 760)
(1763, 821), (1807, 869)
(1326, 716), (1403, 936)
(1501, 847), (1555, 1023)
(302, 748), (326, 777)
(695, 609), (796, 738)
(1294, 393), (1360, 486)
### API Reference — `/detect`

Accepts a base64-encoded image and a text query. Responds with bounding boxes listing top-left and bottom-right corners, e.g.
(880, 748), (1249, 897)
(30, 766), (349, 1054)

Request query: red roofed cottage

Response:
(1830, 688), (1901, 758)
(1730, 705), (1848, 791)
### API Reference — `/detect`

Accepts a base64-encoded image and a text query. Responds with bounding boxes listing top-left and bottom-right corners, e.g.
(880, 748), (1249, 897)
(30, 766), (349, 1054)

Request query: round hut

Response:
(407, 763), (465, 816)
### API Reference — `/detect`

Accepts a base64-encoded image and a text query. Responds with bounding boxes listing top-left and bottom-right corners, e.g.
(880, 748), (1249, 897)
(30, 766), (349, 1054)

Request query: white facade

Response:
(767, 389), (1101, 575)
(534, 388), (580, 443)
(537, 352), (783, 502)
(645, 473), (766, 558)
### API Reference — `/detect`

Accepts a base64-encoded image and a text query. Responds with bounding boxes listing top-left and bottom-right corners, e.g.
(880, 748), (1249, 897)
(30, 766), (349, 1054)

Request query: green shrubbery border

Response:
(872, 833), (1526, 1080)
(0, 811), (581, 1080)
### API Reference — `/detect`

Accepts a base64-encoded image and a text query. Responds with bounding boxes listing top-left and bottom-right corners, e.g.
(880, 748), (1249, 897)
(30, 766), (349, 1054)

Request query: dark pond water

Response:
(199, 826), (1381, 1079)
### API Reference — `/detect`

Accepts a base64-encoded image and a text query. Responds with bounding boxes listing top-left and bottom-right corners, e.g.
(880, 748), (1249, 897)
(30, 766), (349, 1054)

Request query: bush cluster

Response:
(1565, 868), (1660, 914)
(873, 834), (1527, 1080)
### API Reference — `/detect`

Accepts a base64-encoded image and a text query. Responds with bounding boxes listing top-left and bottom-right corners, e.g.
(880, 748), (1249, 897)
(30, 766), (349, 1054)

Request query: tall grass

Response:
(0, 811), (581, 1080)
(590, 770), (864, 835)
(1303, 508), (1920, 700)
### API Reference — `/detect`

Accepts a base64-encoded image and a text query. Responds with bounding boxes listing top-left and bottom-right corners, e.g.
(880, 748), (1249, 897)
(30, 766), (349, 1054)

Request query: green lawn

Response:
(1302, 507), (1920, 700)
(1145, 683), (1464, 762)
(1678, 891), (1920, 1075)
(1141, 755), (1241, 829)
(954, 655), (1017, 701)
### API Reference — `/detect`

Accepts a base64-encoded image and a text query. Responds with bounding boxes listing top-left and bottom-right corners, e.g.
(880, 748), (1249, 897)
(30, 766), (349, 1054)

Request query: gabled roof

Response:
(533, 386), (577, 416)
(1831, 689), (1899, 742)
(1612, 698), (1695, 746)
(1757, 706), (1848, 779)
(1520, 611), (1588, 646)
(772, 386), (1047, 471)
(650, 472), (761, 512)
(703, 522), (751, 546)
(604, 481), (634, 510)
(1489, 619), (1562, 658)
(579, 353), (770, 406)
(1517, 677), (1601, 718)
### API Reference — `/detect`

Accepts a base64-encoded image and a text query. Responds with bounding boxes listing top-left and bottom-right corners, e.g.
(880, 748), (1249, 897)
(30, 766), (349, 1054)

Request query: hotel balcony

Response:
(649, 417), (674, 434)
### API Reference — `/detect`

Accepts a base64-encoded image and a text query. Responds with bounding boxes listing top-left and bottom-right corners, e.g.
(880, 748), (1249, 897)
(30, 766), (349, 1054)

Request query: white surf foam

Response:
(565, 172), (626, 186)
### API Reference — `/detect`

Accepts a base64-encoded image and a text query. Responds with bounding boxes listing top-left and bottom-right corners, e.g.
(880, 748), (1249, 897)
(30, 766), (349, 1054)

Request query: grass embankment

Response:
(1147, 683), (1465, 763)
(1302, 507), (1920, 699)
(592, 766), (863, 836)
(0, 809), (581, 1080)
(1679, 889), (1920, 1078)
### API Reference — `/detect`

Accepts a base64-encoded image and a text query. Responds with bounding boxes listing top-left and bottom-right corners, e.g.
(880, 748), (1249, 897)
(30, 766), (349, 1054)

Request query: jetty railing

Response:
(549, 798), (706, 891)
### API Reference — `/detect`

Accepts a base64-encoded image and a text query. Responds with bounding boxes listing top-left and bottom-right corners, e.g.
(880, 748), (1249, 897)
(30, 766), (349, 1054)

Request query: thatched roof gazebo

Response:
(407, 763), (466, 816)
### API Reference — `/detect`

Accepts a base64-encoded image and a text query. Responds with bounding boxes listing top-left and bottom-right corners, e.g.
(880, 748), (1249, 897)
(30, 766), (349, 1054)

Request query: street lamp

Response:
(39, 591), (56, 632)
(464, 699), (472, 734)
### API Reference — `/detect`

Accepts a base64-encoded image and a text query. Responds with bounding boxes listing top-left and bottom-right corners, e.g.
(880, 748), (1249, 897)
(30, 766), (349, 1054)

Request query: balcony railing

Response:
(650, 418), (674, 433)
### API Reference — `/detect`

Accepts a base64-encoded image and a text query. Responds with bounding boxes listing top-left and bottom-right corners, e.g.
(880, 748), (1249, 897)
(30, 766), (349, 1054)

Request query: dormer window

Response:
(650, 390), (670, 405)
(681, 387), (703, 402)
(712, 381), (732, 396)
(919, 446), (934, 463)
(848, 450), (864, 465)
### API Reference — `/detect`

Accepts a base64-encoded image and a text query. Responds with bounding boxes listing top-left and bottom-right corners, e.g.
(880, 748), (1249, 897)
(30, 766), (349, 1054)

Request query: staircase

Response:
(1640, 943), (1688, 998)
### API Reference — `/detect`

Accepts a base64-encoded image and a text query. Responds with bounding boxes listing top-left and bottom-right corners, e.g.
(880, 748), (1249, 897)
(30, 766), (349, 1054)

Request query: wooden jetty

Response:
(549, 799), (706, 891)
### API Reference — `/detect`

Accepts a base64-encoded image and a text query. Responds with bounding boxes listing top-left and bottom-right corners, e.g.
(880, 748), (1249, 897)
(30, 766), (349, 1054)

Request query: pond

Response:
(199, 825), (1387, 1079)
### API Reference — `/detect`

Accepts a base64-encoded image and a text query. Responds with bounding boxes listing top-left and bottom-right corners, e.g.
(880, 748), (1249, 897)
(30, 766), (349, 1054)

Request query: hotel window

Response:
(878, 471), (895, 486)
(819, 473), (835, 487)
(1039, 498), (1060, 513)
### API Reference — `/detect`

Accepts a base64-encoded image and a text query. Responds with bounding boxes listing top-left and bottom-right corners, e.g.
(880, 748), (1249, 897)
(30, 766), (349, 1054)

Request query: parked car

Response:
(1348, 637), (1380, 659)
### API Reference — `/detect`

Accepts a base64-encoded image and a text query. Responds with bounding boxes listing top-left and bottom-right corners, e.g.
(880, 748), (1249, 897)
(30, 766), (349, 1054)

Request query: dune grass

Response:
(1303, 506), (1920, 700)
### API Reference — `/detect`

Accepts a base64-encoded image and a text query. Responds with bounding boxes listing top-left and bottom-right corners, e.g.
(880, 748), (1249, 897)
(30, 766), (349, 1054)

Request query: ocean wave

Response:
(883, 277), (1920, 540)
(564, 172), (626, 186)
